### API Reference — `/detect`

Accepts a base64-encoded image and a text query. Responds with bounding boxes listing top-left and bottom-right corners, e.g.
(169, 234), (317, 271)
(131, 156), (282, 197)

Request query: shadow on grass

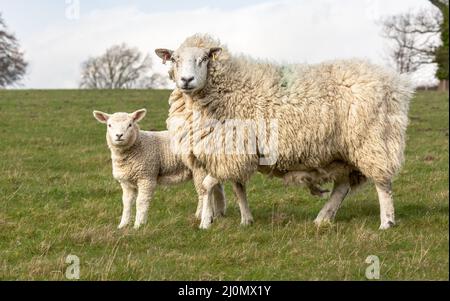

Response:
(252, 198), (449, 225)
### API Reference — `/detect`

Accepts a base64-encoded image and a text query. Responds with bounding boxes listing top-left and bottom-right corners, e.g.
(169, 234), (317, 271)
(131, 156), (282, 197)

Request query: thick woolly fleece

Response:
(167, 34), (414, 189)
(108, 129), (192, 185)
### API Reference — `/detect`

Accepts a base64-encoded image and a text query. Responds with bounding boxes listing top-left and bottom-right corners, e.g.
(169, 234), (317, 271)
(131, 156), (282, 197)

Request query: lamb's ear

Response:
(131, 109), (147, 123)
(155, 48), (173, 64)
(209, 47), (222, 61)
(93, 111), (110, 124)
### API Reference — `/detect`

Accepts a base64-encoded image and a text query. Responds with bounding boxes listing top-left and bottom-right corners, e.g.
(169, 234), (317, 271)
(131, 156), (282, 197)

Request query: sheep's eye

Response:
(128, 124), (132, 128)
(108, 124), (111, 128)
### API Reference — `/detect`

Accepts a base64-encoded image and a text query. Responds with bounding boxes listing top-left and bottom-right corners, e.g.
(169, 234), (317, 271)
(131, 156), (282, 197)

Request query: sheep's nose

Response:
(116, 134), (124, 139)
(181, 76), (194, 84)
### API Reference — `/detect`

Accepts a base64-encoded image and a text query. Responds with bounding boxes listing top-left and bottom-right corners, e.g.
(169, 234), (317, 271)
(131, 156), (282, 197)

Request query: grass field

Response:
(0, 89), (448, 280)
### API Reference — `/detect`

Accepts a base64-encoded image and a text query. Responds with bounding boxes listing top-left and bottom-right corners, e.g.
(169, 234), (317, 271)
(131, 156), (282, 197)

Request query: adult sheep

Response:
(155, 34), (413, 230)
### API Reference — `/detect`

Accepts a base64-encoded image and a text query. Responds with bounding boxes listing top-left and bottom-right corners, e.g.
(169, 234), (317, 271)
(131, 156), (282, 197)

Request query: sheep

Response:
(155, 33), (413, 230)
(93, 108), (226, 229)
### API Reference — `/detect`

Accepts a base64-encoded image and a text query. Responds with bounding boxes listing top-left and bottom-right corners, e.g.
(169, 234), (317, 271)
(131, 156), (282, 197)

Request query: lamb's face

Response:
(105, 114), (137, 147)
(155, 47), (222, 94)
(93, 109), (147, 147)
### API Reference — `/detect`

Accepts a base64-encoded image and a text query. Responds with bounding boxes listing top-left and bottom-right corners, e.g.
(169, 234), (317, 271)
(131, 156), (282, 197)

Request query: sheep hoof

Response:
(241, 217), (254, 226)
(213, 210), (226, 218)
(117, 223), (128, 229)
(314, 218), (333, 227)
(195, 212), (202, 220)
(133, 223), (143, 230)
(379, 220), (396, 230)
(199, 216), (214, 229)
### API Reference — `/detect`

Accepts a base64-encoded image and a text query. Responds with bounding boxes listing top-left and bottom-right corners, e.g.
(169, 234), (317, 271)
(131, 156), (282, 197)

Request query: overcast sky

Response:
(0, 0), (439, 88)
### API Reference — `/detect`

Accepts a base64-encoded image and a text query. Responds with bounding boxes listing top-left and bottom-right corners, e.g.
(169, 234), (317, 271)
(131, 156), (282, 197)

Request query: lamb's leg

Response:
(195, 195), (203, 220)
(118, 183), (137, 229)
(232, 182), (254, 226)
(199, 175), (218, 229)
(134, 180), (157, 229)
(375, 181), (396, 230)
(212, 184), (227, 217)
(314, 179), (350, 226)
(192, 169), (206, 220)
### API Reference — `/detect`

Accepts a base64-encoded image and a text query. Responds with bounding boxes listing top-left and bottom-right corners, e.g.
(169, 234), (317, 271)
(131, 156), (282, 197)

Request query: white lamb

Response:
(93, 109), (226, 229)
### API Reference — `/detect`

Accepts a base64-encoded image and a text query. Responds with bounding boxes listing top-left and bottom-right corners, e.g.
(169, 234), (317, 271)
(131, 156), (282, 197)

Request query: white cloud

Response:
(20, 0), (437, 88)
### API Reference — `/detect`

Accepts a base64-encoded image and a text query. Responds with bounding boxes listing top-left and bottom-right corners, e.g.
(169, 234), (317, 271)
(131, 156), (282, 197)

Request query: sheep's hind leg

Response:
(195, 195), (203, 220)
(314, 179), (350, 226)
(212, 184), (227, 217)
(375, 181), (396, 230)
(199, 175), (218, 229)
(232, 182), (254, 226)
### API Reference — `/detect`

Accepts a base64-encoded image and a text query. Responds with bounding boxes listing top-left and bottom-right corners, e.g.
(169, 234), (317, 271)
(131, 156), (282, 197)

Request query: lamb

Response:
(93, 108), (226, 229)
(155, 33), (414, 230)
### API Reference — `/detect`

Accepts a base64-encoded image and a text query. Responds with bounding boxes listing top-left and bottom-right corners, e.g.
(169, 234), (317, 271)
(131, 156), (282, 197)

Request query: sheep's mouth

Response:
(180, 85), (195, 92)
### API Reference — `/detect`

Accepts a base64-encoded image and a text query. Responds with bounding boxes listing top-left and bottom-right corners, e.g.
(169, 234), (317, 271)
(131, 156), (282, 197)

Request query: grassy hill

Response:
(0, 89), (448, 280)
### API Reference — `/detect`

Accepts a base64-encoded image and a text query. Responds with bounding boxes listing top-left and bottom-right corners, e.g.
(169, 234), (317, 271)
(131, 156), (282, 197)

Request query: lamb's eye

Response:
(128, 124), (132, 128)
(108, 124), (111, 128)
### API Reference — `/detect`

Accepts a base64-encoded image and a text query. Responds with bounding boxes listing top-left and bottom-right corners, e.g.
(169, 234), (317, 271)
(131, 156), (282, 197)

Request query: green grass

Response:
(0, 89), (448, 280)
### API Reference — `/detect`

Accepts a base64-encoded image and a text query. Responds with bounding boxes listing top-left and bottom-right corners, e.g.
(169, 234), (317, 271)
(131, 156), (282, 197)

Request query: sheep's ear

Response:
(155, 48), (173, 64)
(93, 111), (110, 124)
(209, 47), (222, 61)
(131, 109), (147, 123)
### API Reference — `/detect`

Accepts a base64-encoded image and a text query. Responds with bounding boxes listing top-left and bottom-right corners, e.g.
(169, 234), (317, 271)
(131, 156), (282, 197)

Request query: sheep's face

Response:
(93, 109), (147, 147)
(155, 47), (222, 94)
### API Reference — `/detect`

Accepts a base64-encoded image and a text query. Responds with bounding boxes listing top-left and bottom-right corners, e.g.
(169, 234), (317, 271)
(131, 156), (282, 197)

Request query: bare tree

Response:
(0, 13), (27, 87)
(80, 43), (154, 89)
(380, 8), (442, 74)
(430, 0), (449, 90)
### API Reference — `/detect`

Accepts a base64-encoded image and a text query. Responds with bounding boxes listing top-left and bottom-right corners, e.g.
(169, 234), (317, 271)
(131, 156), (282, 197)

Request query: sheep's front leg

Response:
(134, 179), (157, 230)
(118, 182), (137, 229)
(195, 184), (226, 220)
(199, 175), (218, 229)
(232, 182), (254, 226)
